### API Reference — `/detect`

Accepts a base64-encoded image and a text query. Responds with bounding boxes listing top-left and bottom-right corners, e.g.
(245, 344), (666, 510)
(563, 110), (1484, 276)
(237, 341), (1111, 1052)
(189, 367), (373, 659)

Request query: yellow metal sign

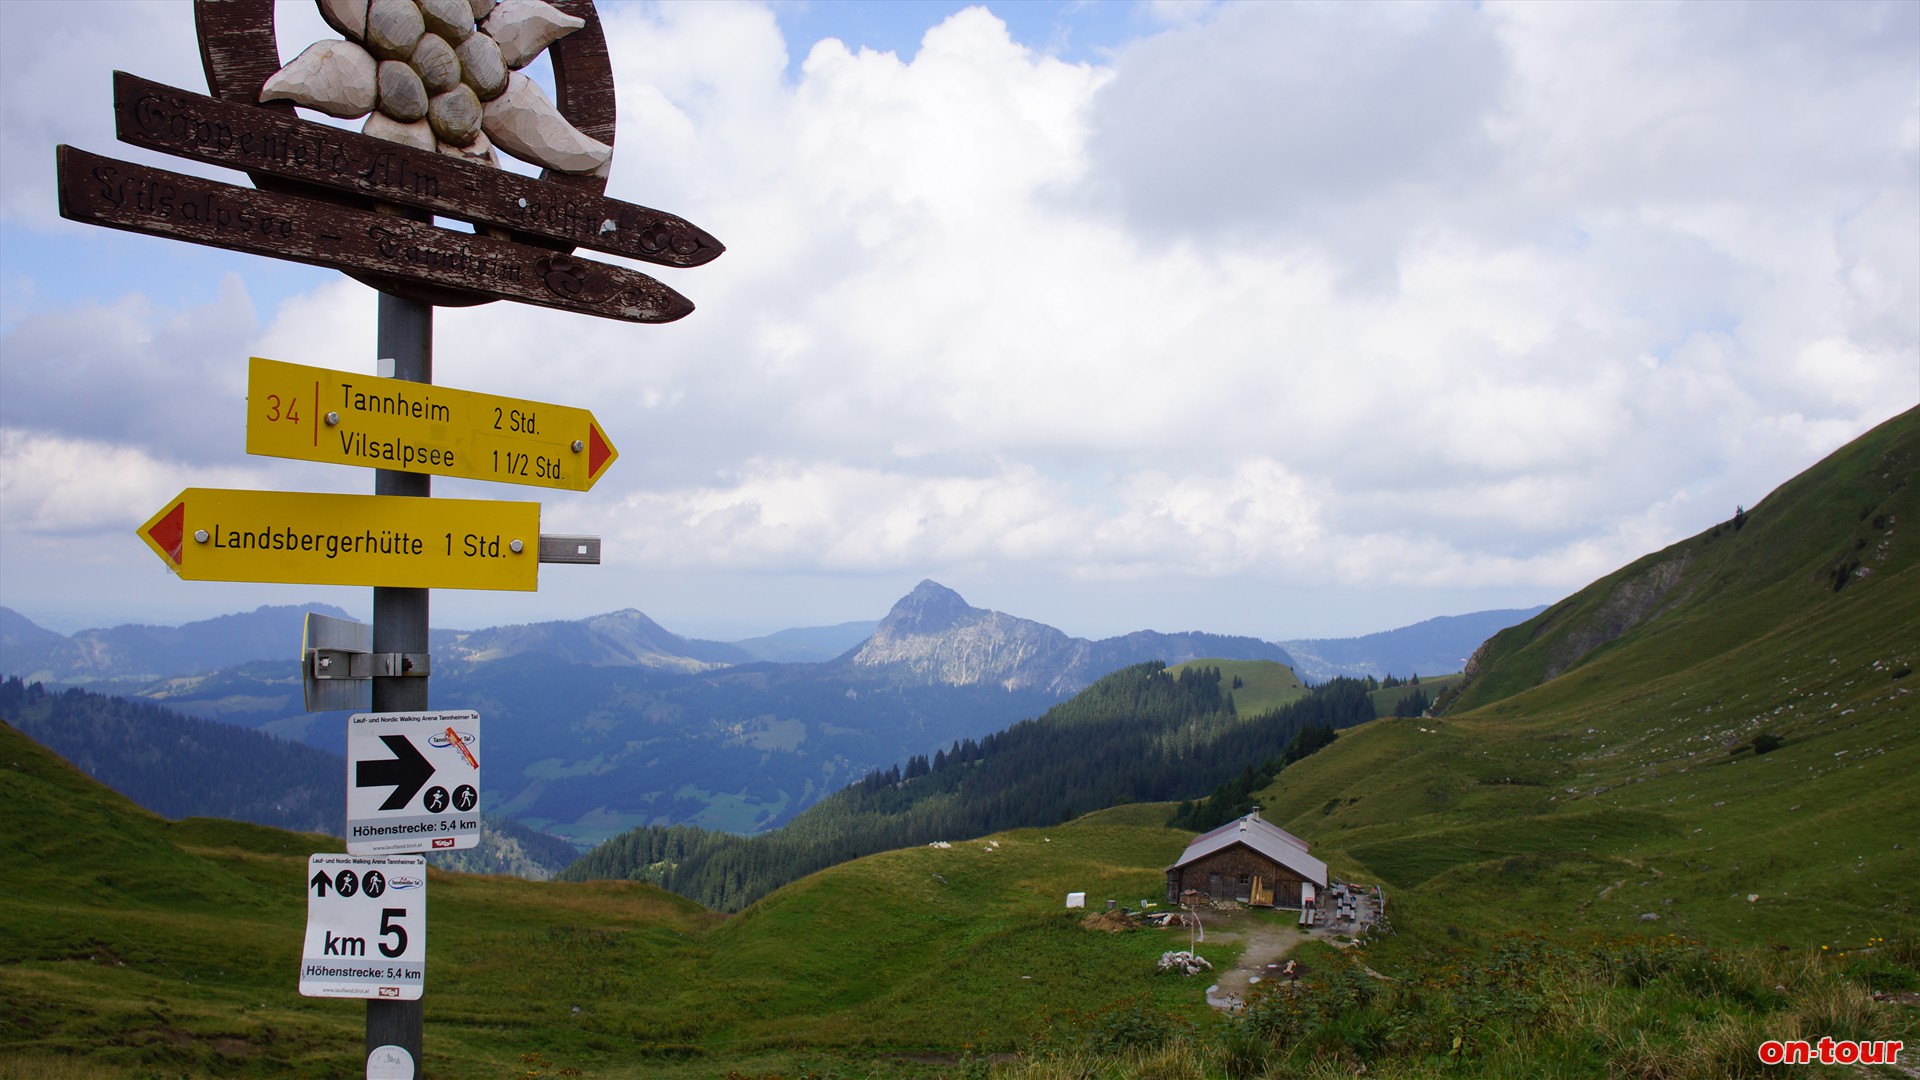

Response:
(245, 356), (619, 491)
(138, 488), (539, 591)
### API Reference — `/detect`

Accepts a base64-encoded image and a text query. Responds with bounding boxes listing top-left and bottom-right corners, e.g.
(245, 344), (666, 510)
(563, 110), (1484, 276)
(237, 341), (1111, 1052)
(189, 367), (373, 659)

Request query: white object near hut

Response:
(1066, 892), (1086, 909)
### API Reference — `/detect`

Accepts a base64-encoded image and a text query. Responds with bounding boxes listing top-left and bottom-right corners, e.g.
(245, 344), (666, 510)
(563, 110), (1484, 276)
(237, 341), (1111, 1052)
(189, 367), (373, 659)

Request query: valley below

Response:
(2, 408), (1917, 1077)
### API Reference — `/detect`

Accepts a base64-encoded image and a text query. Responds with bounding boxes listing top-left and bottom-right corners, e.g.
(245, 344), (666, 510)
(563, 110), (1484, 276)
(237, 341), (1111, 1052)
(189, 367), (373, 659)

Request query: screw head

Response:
(509, 539), (524, 554)
(325, 411), (341, 426)
(571, 439), (585, 453)
(193, 530), (210, 543)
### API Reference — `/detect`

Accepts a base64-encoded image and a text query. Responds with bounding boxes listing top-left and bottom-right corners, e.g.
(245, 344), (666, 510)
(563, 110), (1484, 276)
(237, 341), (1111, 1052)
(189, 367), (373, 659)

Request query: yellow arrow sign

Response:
(137, 488), (539, 591)
(245, 357), (619, 491)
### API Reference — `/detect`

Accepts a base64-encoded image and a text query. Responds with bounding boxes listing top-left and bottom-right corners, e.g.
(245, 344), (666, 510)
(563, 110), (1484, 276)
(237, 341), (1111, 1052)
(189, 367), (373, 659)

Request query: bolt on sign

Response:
(301, 854), (427, 1000)
(347, 711), (482, 855)
(246, 356), (618, 491)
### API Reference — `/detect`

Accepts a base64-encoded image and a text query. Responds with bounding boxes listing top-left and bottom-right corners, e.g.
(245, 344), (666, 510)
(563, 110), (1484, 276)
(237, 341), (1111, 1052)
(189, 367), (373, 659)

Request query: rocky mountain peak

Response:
(877, 580), (980, 635)
(843, 581), (1301, 696)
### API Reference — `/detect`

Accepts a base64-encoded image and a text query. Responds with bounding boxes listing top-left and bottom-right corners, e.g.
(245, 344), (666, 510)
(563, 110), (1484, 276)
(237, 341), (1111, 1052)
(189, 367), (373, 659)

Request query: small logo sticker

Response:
(389, 875), (423, 891)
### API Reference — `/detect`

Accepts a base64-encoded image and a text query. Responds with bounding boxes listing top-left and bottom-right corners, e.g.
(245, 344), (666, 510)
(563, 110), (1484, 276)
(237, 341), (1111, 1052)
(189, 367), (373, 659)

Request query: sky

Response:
(1, 0), (1916, 644)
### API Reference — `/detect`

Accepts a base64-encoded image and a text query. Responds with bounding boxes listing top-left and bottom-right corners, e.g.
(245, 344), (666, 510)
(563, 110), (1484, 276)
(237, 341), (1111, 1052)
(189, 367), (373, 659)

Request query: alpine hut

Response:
(1164, 811), (1328, 908)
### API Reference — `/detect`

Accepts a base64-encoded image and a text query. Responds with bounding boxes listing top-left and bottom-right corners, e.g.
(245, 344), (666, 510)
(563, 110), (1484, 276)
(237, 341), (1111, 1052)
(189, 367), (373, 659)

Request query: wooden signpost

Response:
(57, 146), (695, 324)
(110, 71), (721, 269)
(60, 1), (724, 1073)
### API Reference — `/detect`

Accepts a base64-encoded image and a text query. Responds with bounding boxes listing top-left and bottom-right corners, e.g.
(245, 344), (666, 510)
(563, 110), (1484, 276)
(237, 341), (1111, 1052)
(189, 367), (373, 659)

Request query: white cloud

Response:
(0, 0), (1913, 638)
(0, 2), (204, 224)
(1079, 2), (1507, 254)
(0, 275), (259, 462)
(0, 430), (264, 535)
(604, 459), (1083, 570)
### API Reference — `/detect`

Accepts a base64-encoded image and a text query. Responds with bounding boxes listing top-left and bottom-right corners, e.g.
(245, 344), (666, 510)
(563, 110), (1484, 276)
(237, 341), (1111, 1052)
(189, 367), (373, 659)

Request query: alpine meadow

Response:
(3, 406), (1915, 1078)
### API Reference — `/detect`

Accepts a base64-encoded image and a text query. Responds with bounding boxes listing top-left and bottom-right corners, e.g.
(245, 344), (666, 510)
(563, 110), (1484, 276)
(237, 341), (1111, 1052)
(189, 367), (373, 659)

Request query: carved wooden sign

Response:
(58, 146), (694, 323)
(111, 72), (721, 270)
(55, 0), (720, 322)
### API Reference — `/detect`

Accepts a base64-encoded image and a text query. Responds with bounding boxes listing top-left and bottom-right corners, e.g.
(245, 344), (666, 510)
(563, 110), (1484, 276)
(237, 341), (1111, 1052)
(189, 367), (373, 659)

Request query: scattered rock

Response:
(1158, 950), (1212, 976)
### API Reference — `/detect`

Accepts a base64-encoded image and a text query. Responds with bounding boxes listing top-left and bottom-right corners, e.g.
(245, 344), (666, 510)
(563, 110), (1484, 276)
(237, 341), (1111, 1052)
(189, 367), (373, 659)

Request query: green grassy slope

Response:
(1367, 672), (1460, 716)
(1168, 658), (1310, 716)
(1, 719), (1208, 1076)
(1247, 407), (1919, 964)
(0, 719), (719, 1077)
(1451, 405), (1916, 714)
(692, 806), (1202, 1055)
(7, 409), (1915, 1077)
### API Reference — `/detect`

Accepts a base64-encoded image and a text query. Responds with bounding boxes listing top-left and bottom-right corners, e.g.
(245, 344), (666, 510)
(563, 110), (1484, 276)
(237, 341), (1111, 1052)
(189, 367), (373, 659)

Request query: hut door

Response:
(1208, 872), (1222, 899)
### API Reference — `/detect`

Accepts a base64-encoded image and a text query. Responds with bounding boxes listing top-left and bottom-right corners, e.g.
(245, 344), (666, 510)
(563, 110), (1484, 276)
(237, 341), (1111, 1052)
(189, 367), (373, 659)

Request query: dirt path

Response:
(1195, 909), (1306, 1011)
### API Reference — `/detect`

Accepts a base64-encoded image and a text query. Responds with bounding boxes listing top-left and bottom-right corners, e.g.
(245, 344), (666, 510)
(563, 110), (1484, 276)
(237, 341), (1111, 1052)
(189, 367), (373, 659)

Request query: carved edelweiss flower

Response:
(260, 0), (611, 176)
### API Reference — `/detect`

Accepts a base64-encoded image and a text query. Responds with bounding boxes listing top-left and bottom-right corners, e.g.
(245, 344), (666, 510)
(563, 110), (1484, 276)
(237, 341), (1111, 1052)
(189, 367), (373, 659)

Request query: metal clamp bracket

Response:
(303, 611), (432, 712)
(311, 649), (431, 680)
(539, 534), (601, 564)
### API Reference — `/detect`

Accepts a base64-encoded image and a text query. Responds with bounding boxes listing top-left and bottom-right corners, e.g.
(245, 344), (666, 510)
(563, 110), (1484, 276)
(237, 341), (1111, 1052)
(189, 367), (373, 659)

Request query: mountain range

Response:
(0, 584), (1516, 689)
(0, 581), (1536, 846)
(1277, 607), (1547, 682)
(3, 406), (1912, 1079)
(0, 602), (358, 684)
(436, 608), (755, 670)
(840, 580), (1296, 693)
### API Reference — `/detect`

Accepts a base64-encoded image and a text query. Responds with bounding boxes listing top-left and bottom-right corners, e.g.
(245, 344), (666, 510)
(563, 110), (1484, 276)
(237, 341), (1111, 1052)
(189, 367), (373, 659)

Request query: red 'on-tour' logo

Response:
(1760, 1039), (1903, 1066)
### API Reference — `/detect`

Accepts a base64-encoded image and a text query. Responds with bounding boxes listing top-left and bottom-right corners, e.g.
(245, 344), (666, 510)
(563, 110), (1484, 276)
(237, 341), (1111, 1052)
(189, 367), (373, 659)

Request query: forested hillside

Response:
(0, 676), (342, 835)
(0, 677), (582, 879)
(561, 662), (1379, 909)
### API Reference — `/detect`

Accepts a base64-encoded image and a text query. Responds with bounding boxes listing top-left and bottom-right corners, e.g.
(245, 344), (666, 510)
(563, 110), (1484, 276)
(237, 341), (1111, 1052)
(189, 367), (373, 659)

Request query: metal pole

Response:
(367, 289), (430, 1074)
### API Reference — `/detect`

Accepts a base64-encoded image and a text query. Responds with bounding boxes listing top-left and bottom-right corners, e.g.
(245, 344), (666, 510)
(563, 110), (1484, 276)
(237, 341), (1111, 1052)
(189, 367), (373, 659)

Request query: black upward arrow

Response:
(356, 734), (434, 811)
(310, 870), (331, 897)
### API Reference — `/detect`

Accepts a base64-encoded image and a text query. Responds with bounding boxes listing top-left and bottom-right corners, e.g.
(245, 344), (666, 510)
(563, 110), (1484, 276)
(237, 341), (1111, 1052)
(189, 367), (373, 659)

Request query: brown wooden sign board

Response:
(57, 145), (693, 324)
(111, 71), (722, 270)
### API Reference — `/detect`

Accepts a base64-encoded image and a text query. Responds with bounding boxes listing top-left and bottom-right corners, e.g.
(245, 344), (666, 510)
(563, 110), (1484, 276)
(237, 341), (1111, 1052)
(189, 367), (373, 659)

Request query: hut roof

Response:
(1169, 812), (1328, 887)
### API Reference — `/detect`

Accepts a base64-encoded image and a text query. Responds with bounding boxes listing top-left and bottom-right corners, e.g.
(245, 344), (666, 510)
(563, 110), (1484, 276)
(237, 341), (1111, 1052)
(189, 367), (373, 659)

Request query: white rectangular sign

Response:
(299, 854), (426, 1000)
(347, 710), (481, 855)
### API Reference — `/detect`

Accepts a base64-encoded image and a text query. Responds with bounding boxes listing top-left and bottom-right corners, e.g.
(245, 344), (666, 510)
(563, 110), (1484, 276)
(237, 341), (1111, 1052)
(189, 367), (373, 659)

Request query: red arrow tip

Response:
(587, 423), (613, 478)
(147, 502), (186, 565)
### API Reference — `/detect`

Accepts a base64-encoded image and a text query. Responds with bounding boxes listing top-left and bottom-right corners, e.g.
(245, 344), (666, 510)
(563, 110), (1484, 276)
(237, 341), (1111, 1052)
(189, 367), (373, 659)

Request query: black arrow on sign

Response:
(356, 734), (434, 811)
(310, 870), (331, 897)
